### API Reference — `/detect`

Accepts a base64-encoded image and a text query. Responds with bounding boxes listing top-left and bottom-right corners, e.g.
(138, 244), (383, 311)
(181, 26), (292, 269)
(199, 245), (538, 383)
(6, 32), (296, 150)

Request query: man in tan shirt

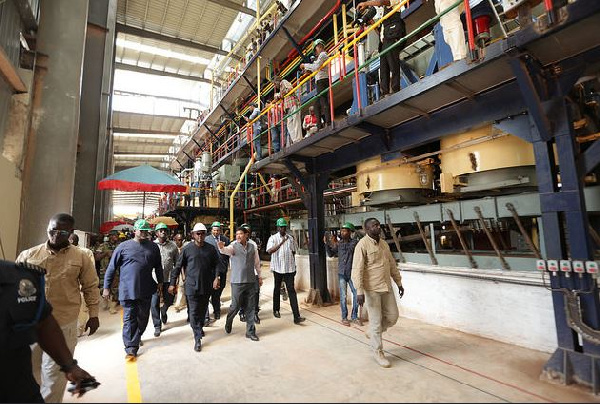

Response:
(351, 217), (405, 368)
(17, 213), (99, 403)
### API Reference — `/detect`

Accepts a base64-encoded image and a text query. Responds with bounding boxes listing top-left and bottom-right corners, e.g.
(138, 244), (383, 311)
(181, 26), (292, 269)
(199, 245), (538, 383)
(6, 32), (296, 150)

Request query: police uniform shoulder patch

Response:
(18, 279), (37, 297)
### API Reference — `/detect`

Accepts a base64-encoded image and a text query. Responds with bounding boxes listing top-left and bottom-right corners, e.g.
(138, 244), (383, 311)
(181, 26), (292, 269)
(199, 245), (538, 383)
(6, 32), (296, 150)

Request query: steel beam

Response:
(584, 139), (600, 174)
(115, 62), (212, 84)
(282, 26), (309, 63)
(112, 128), (183, 135)
(206, 0), (255, 16)
(116, 23), (241, 59)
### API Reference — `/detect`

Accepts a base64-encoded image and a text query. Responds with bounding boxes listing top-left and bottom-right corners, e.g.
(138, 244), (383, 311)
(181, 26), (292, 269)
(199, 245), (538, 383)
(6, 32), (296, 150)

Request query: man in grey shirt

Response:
(218, 227), (262, 341)
(151, 223), (179, 337)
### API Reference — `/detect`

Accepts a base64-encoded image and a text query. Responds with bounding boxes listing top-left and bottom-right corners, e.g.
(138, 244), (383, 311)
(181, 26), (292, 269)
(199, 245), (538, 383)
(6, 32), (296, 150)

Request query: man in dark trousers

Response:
(357, 0), (406, 97)
(103, 219), (163, 359)
(151, 222), (179, 337)
(204, 221), (230, 322)
(169, 222), (220, 352)
(0, 260), (97, 402)
(218, 227), (262, 341)
(266, 217), (305, 324)
(300, 39), (330, 129)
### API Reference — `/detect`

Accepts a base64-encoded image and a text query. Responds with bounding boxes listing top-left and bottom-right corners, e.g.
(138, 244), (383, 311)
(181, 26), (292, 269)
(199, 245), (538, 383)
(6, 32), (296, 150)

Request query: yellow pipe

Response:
(257, 173), (272, 195)
(333, 13), (339, 46)
(229, 155), (256, 237)
(342, 4), (348, 44)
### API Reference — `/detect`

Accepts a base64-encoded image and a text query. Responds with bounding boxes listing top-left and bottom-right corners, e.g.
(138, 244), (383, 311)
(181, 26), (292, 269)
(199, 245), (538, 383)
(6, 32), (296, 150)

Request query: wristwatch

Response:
(59, 359), (78, 373)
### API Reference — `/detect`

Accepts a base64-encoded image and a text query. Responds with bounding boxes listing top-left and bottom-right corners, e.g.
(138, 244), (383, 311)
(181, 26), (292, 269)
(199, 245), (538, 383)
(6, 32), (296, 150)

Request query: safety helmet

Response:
(154, 222), (168, 231)
(313, 38), (325, 48)
(211, 221), (222, 228)
(276, 217), (288, 227)
(192, 223), (207, 232)
(341, 222), (356, 231)
(241, 223), (251, 230)
(133, 219), (152, 231)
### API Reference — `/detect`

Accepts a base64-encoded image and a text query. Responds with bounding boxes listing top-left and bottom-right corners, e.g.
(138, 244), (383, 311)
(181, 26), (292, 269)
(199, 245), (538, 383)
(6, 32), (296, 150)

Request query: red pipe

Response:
(463, 0), (476, 56)
(285, 0), (342, 62)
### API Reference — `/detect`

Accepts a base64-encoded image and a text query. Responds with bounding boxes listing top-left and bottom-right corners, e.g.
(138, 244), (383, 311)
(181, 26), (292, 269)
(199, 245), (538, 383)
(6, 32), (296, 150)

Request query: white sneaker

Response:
(374, 350), (391, 368)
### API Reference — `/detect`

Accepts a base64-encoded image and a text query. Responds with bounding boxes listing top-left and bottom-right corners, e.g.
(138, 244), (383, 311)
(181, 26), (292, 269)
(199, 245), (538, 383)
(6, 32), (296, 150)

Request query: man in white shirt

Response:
(266, 217), (305, 324)
(300, 39), (331, 129)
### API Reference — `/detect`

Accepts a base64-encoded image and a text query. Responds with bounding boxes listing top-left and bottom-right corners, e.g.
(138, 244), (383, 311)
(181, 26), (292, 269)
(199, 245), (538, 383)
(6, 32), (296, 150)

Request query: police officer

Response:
(0, 260), (97, 402)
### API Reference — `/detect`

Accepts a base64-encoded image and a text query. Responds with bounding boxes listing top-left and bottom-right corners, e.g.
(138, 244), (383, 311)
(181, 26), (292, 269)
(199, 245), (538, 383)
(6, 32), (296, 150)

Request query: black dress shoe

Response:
(161, 308), (168, 324)
(154, 328), (161, 337)
(225, 322), (232, 334)
(273, 310), (281, 318)
(246, 333), (259, 341)
(294, 316), (306, 324)
(239, 313), (246, 322)
(194, 340), (202, 352)
(214, 312), (221, 320)
(254, 313), (261, 324)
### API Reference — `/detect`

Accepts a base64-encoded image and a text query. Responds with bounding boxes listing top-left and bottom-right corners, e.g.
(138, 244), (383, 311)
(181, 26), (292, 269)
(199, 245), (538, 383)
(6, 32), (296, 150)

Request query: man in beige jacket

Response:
(352, 217), (405, 368)
(17, 213), (99, 402)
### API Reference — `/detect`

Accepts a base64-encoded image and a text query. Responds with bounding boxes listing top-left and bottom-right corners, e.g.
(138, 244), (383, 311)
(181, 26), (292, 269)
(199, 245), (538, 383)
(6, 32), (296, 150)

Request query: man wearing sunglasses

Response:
(16, 213), (99, 403)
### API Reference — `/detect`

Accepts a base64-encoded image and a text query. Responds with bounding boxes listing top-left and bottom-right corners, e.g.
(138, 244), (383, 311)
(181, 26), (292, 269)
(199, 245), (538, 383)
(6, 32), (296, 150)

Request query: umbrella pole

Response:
(142, 191), (146, 218)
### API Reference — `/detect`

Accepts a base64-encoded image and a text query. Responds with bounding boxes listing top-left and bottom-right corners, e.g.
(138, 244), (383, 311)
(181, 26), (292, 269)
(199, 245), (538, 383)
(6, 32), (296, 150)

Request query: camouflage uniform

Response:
(96, 241), (120, 310)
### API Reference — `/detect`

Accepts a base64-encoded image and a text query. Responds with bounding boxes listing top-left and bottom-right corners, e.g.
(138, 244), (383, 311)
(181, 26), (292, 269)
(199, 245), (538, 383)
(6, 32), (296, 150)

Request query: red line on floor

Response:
(301, 305), (556, 403)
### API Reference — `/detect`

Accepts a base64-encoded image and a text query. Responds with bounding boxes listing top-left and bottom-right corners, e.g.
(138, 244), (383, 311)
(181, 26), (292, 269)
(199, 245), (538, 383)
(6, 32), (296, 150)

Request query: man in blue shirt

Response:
(103, 219), (163, 359)
(325, 222), (361, 326)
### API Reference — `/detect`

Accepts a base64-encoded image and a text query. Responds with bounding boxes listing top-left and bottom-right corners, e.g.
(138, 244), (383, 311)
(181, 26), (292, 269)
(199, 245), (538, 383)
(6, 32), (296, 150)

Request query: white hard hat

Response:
(192, 222), (207, 232)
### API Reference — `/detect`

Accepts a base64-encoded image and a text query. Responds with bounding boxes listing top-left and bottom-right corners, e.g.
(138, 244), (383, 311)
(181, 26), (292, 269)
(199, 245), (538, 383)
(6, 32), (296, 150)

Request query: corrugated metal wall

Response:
(0, 0), (25, 143)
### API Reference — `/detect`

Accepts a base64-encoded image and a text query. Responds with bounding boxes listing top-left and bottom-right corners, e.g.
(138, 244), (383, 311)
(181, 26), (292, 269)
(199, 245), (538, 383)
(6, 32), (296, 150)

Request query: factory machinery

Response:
(168, 0), (600, 394)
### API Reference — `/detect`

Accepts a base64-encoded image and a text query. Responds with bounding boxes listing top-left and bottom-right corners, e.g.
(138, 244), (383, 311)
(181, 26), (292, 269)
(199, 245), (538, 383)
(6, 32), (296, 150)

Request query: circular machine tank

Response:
(438, 124), (536, 194)
(201, 151), (212, 173)
(355, 156), (434, 206)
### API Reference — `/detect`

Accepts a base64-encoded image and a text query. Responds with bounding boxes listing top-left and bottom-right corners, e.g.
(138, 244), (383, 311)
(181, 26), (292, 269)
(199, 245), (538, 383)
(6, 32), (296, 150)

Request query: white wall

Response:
(295, 256), (557, 353)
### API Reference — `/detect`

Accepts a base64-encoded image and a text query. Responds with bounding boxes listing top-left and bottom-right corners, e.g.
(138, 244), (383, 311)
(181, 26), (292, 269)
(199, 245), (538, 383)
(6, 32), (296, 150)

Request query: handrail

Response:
(229, 154), (255, 237)
(213, 2), (279, 78)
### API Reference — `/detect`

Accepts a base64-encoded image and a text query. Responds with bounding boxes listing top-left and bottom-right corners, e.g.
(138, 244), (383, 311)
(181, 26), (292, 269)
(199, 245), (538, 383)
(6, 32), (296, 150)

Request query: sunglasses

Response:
(193, 231), (206, 235)
(48, 229), (71, 237)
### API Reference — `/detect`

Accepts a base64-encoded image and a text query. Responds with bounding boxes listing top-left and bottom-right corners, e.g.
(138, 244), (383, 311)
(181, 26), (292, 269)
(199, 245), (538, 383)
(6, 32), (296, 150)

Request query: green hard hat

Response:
(133, 219), (152, 231)
(276, 217), (288, 227)
(211, 221), (222, 228)
(154, 222), (168, 231)
(342, 222), (356, 231)
(313, 38), (325, 48)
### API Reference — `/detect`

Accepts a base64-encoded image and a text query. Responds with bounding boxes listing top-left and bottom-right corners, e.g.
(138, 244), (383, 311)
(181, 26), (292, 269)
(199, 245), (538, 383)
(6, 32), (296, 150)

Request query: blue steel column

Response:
(511, 54), (600, 391)
(283, 159), (331, 303)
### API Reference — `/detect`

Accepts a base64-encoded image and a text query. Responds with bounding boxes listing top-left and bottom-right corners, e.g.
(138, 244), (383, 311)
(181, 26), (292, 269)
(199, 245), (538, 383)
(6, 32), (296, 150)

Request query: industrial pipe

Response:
(229, 155), (256, 237)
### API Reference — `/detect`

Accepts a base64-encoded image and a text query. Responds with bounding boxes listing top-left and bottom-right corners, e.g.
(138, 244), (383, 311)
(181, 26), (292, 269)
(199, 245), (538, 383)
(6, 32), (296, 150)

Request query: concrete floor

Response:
(64, 265), (600, 403)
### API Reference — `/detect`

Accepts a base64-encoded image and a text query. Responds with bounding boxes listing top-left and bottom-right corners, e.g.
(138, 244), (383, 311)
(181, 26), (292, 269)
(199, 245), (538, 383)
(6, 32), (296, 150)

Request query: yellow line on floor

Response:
(125, 358), (142, 403)
(119, 308), (142, 403)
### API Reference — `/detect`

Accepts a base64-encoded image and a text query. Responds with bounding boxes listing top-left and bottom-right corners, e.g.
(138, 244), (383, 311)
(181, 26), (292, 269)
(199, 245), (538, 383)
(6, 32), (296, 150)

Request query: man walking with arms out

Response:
(266, 217), (305, 324)
(103, 219), (163, 359)
(352, 218), (405, 368)
(17, 213), (100, 402)
(219, 227), (262, 341)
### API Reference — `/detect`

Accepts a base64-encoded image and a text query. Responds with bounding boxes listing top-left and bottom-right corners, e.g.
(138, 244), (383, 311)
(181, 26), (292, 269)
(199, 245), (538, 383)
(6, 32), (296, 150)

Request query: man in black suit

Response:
(169, 223), (220, 352)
